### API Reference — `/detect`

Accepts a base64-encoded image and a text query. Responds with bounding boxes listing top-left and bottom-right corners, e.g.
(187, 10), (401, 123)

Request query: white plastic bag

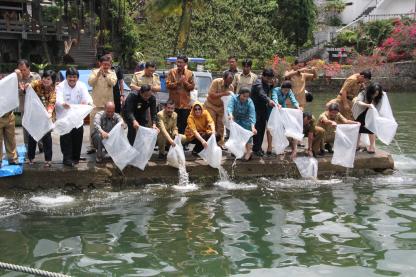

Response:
(129, 126), (158, 170)
(167, 135), (186, 168)
(281, 108), (304, 141)
(331, 124), (360, 168)
(294, 157), (318, 178)
(0, 73), (19, 117)
(225, 121), (253, 159)
(102, 122), (135, 171)
(365, 107), (397, 145)
(22, 86), (54, 142)
(221, 93), (234, 129)
(267, 108), (289, 154)
(199, 134), (222, 168)
(54, 104), (93, 135)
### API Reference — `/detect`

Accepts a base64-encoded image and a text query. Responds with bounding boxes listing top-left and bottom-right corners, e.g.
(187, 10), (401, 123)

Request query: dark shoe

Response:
(158, 153), (167, 160)
(324, 143), (333, 154)
(73, 160), (80, 165)
(254, 151), (264, 157)
(266, 151), (276, 157)
(63, 160), (74, 167)
(86, 148), (96, 154)
(79, 156), (87, 161)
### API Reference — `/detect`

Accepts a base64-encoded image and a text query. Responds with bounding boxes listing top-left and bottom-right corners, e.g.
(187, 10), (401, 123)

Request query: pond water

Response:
(0, 92), (416, 277)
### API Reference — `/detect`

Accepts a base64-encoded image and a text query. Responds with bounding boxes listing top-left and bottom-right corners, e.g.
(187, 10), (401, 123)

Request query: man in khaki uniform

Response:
(326, 70), (371, 120)
(232, 59), (257, 93)
(303, 112), (325, 157)
(130, 61), (161, 93)
(317, 103), (359, 153)
(284, 60), (317, 109)
(204, 71), (234, 146)
(0, 112), (18, 167)
(156, 100), (185, 159)
(88, 54), (117, 151)
(15, 59), (41, 146)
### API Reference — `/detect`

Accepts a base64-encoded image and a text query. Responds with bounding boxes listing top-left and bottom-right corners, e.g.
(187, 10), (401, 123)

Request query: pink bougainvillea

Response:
(378, 19), (416, 62)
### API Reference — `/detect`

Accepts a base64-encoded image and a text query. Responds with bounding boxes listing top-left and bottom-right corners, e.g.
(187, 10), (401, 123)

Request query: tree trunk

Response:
(173, 0), (192, 55)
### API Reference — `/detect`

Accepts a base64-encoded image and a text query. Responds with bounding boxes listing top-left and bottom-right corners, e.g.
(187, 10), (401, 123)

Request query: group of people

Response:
(0, 53), (385, 169)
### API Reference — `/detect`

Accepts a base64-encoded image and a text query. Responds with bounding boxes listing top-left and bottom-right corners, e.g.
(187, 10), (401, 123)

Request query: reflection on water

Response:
(1, 93), (416, 276)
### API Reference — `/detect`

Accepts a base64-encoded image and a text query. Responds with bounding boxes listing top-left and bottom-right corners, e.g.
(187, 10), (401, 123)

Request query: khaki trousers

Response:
(312, 126), (325, 153)
(157, 133), (186, 155)
(204, 102), (225, 145)
(0, 112), (18, 163)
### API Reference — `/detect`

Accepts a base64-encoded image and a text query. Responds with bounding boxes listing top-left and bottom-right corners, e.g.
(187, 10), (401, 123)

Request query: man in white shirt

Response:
(55, 67), (93, 167)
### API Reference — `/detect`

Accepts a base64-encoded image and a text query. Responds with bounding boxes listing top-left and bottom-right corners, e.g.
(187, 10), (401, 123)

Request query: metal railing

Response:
(0, 19), (69, 37)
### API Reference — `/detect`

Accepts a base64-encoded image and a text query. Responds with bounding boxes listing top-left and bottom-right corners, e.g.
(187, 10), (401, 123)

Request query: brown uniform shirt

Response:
(303, 115), (317, 136)
(232, 72), (257, 93)
(339, 73), (363, 101)
(166, 68), (195, 109)
(157, 110), (178, 140)
(286, 70), (316, 107)
(131, 71), (161, 90)
(317, 111), (348, 142)
(205, 78), (234, 107)
(88, 68), (117, 108)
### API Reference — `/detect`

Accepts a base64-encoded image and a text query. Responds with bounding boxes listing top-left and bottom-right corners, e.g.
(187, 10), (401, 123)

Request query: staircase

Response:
(353, 5), (376, 22)
(69, 33), (97, 67)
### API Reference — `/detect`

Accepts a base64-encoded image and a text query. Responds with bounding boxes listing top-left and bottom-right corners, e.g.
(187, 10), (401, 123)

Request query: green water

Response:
(1, 92), (416, 277)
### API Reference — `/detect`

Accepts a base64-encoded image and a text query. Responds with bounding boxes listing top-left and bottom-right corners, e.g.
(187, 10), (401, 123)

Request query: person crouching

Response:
(185, 102), (220, 155)
(91, 101), (124, 163)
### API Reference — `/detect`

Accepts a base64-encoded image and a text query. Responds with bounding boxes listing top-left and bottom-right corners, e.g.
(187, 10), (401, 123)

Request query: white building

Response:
(341, 0), (416, 24)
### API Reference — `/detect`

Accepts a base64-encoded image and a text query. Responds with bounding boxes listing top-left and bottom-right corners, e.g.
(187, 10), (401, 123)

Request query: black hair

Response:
(66, 67), (79, 78)
(145, 61), (156, 68)
(281, 80), (292, 89)
(228, 55), (237, 61)
(305, 91), (314, 102)
(42, 70), (57, 84)
(100, 54), (112, 63)
(177, 55), (188, 63)
(239, 87), (251, 95)
(328, 103), (340, 112)
(365, 82), (383, 106)
(294, 59), (299, 65)
(223, 71), (234, 80)
(165, 99), (175, 106)
(17, 59), (30, 68)
(140, 84), (152, 93)
(241, 59), (252, 67)
(360, 69), (372, 80)
(303, 111), (313, 120)
(262, 68), (274, 77)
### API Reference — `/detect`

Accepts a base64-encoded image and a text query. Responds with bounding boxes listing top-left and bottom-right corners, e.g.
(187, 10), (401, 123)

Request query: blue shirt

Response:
(227, 94), (256, 130)
(271, 87), (299, 108)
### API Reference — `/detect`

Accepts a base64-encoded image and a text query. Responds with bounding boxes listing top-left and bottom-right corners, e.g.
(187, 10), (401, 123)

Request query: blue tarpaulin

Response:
(165, 57), (206, 64)
(59, 70), (131, 92)
(0, 145), (26, 178)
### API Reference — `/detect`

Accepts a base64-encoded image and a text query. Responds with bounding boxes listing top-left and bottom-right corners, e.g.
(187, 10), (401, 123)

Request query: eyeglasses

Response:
(194, 107), (202, 111)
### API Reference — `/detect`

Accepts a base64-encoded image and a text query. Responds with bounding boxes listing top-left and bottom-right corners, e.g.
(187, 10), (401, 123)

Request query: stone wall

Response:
(309, 61), (416, 93)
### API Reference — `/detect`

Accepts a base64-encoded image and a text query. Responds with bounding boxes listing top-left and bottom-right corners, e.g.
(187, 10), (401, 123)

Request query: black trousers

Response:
(127, 116), (147, 145)
(60, 126), (84, 163)
(175, 108), (190, 134)
(28, 132), (52, 161)
(253, 112), (266, 152)
(189, 133), (221, 153)
(113, 89), (122, 114)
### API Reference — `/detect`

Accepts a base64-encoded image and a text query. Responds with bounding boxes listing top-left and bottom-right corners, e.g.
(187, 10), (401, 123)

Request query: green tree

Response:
(275, 0), (317, 49)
